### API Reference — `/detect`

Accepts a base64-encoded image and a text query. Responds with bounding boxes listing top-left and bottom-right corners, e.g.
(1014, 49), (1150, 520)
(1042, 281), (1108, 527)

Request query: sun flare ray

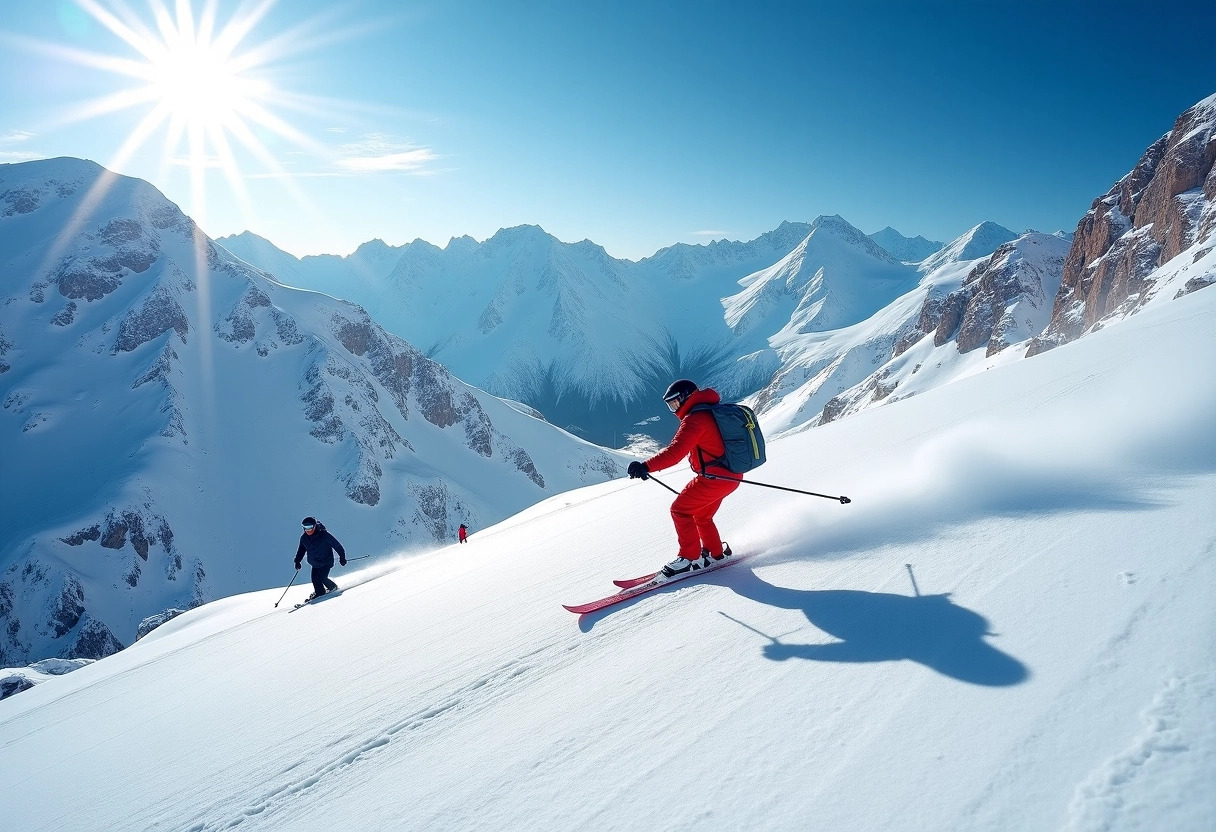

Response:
(12, 0), (340, 235)
(75, 0), (166, 64)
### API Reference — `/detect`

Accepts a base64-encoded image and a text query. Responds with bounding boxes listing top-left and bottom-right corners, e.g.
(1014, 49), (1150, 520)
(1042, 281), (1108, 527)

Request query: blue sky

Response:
(1, 0), (1213, 260)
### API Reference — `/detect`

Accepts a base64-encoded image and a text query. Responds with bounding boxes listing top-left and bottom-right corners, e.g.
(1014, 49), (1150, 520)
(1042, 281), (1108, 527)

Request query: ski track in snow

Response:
(1064, 671), (1216, 831)
(956, 537), (1216, 831)
(1060, 538), (1216, 832)
(164, 637), (579, 831)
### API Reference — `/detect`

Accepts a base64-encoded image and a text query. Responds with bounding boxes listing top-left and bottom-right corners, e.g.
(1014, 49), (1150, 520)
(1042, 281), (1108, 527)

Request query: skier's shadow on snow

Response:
(719, 568), (1029, 687)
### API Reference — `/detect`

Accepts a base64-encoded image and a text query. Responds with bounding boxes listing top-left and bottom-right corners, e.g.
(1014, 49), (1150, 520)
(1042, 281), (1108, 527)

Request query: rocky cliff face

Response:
(1028, 95), (1216, 355)
(813, 231), (1068, 427)
(919, 234), (1070, 358)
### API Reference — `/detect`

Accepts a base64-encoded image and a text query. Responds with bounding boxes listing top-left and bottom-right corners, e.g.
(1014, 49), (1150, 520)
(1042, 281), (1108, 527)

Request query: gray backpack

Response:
(690, 403), (767, 474)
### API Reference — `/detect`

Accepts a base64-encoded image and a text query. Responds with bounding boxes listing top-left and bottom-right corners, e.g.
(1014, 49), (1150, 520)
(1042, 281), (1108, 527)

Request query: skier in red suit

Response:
(627, 380), (739, 578)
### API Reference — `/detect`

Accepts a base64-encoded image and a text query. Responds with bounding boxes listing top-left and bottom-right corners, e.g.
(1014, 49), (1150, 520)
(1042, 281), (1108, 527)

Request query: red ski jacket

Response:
(644, 388), (733, 477)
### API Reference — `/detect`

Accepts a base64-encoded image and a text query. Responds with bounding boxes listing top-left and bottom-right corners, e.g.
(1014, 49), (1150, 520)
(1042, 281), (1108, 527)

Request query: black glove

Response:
(294, 560), (302, 570)
(339, 556), (347, 567)
(627, 461), (650, 480)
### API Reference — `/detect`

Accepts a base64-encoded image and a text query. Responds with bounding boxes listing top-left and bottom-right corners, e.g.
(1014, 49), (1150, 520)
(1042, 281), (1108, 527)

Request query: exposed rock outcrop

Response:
(64, 615), (124, 660)
(136, 608), (189, 640)
(929, 234), (1069, 357)
(1029, 95), (1216, 355)
(0, 658), (95, 701)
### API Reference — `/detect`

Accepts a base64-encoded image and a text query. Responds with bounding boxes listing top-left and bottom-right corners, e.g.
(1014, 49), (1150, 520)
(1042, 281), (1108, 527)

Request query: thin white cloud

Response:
(1, 130), (35, 143)
(336, 149), (437, 172)
(691, 230), (729, 237)
(0, 149), (41, 161)
(333, 133), (438, 174)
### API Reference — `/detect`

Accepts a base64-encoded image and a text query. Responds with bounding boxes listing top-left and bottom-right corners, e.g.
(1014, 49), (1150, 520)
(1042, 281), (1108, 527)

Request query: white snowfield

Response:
(1, 286), (1213, 830)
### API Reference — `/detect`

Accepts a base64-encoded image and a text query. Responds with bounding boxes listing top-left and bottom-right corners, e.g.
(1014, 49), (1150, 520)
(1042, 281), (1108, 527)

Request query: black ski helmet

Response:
(662, 379), (698, 412)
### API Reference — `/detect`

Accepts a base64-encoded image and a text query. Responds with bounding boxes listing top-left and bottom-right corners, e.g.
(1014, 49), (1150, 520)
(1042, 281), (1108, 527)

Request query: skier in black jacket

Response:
(294, 516), (346, 600)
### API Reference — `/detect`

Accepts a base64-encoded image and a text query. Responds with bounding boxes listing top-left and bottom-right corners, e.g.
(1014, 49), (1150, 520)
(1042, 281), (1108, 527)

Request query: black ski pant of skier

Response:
(310, 566), (338, 597)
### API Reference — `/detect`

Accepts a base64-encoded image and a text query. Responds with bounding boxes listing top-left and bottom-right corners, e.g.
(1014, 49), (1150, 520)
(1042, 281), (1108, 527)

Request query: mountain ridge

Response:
(0, 158), (624, 666)
(220, 214), (991, 444)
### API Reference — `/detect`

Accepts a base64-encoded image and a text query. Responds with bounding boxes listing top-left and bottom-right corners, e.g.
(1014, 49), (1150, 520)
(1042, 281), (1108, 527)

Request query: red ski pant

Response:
(671, 475), (740, 559)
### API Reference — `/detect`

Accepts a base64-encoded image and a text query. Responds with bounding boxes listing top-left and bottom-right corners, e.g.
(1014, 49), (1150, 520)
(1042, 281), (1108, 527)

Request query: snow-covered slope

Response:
(2, 273), (1213, 831)
(0, 159), (623, 666)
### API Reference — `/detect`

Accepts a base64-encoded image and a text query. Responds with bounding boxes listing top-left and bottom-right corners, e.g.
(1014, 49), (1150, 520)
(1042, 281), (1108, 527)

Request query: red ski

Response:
(613, 546), (733, 588)
(612, 572), (659, 589)
(564, 554), (743, 615)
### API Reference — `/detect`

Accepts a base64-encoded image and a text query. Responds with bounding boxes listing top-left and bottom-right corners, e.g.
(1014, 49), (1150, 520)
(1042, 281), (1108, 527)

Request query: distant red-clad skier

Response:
(458, 523), (468, 544)
(627, 380), (738, 578)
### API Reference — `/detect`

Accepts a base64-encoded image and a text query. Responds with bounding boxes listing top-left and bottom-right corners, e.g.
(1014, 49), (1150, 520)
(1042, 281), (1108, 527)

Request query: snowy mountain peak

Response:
(761, 219), (816, 250)
(1188, 91), (1216, 121)
(924, 231), (1071, 356)
(484, 224), (553, 250)
(919, 221), (1017, 274)
(217, 230), (299, 265)
(3, 155), (102, 181)
(951, 221), (1020, 261)
(722, 216), (916, 342)
(806, 214), (902, 265)
(445, 234), (480, 253)
(868, 226), (946, 263)
(222, 229), (275, 247)
(351, 238), (401, 261)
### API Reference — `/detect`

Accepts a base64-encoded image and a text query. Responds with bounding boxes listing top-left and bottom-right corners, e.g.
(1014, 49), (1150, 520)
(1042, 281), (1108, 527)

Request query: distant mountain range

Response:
(218, 216), (1000, 446)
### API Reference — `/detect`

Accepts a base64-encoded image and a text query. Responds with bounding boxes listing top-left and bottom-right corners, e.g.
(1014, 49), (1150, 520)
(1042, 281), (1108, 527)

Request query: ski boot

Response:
(661, 554), (709, 578)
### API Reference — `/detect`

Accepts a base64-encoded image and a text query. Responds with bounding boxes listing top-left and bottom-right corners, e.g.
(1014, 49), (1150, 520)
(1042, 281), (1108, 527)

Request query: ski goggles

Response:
(302, 523), (316, 531)
(664, 396), (682, 412)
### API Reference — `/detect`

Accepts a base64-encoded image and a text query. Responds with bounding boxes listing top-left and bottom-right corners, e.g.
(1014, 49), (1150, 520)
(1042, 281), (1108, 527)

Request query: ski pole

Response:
(343, 555), (372, 563)
(701, 471), (851, 503)
(646, 473), (680, 495)
(273, 569), (299, 608)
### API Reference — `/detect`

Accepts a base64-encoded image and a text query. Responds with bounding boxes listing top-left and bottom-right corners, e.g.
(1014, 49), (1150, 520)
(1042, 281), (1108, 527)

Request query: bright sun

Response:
(153, 39), (249, 128)
(32, 0), (318, 225)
